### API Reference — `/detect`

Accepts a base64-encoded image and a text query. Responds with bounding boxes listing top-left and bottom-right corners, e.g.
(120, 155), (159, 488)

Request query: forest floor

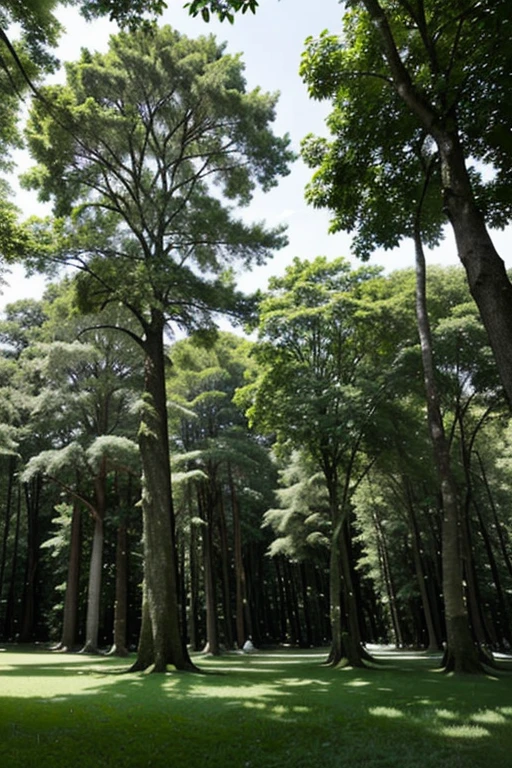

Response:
(1, 645), (511, 768)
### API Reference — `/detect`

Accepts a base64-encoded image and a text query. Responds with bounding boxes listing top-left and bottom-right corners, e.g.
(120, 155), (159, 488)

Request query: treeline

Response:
(1, 261), (511, 659)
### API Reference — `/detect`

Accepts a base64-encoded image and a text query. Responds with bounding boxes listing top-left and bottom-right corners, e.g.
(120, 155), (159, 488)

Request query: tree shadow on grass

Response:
(1, 648), (512, 768)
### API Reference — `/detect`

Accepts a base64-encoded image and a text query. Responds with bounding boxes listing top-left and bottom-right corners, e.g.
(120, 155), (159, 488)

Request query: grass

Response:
(1, 646), (512, 768)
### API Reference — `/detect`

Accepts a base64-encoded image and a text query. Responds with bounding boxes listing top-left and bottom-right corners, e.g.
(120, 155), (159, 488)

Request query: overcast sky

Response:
(2, 0), (510, 308)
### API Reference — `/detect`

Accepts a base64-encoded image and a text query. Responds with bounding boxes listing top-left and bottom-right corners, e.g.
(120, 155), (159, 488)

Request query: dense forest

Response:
(0, 0), (511, 677)
(1, 261), (511, 663)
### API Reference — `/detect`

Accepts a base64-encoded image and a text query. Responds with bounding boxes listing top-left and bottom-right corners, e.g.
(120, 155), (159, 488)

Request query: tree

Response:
(24, 26), (292, 671)
(238, 256), (397, 666)
(189, 0), (512, 406)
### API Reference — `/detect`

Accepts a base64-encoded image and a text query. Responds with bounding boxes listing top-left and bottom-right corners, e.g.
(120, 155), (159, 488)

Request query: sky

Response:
(1, 0), (511, 308)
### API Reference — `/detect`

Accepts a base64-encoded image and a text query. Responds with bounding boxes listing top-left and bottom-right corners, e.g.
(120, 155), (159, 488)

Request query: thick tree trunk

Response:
(58, 502), (82, 651)
(438, 134), (512, 407)
(135, 317), (195, 672)
(362, 0), (512, 406)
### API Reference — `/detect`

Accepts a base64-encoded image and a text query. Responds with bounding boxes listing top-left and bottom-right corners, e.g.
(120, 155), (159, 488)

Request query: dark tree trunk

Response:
(188, 520), (201, 652)
(372, 505), (403, 647)
(0, 456), (16, 615)
(404, 479), (442, 651)
(217, 494), (233, 649)
(19, 476), (41, 643)
(3, 483), (21, 639)
(134, 316), (195, 672)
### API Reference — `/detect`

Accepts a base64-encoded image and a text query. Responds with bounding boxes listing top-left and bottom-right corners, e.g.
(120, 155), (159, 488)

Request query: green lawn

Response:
(1, 646), (511, 768)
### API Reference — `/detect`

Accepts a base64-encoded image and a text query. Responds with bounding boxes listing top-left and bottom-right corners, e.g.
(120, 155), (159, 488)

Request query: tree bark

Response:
(230, 466), (248, 649)
(58, 502), (82, 651)
(19, 476), (41, 643)
(414, 224), (483, 673)
(135, 314), (195, 671)
(110, 521), (129, 656)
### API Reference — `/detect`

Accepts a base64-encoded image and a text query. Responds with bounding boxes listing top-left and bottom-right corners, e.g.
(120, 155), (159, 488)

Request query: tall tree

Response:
(24, 26), (292, 671)
(190, 0), (512, 405)
(238, 256), (396, 666)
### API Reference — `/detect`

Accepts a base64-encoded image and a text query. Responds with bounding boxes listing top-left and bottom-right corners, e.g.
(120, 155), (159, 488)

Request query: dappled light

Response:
(1, 648), (511, 767)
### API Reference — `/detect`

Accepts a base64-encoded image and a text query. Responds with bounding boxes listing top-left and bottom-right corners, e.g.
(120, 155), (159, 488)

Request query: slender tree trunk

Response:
(372, 506), (403, 648)
(110, 522), (129, 656)
(217, 494), (233, 649)
(134, 316), (195, 672)
(4, 483), (21, 639)
(476, 453), (512, 580)
(404, 480), (441, 651)
(0, 456), (15, 613)
(202, 491), (220, 656)
(230, 466), (248, 649)
(472, 498), (512, 647)
(188, 520), (201, 652)
(58, 502), (82, 651)
(414, 224), (483, 673)
(19, 476), (41, 642)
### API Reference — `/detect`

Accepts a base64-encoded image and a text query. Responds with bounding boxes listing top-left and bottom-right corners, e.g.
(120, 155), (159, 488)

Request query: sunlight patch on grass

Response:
(345, 679), (371, 687)
(440, 725), (490, 738)
(470, 710), (507, 725)
(369, 706), (404, 718)
(435, 709), (459, 721)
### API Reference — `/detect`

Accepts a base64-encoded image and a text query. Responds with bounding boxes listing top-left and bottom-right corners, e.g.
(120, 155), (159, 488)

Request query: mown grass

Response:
(1, 646), (511, 768)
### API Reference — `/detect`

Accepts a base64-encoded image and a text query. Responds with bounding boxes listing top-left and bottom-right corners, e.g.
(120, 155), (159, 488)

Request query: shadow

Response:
(1, 647), (512, 768)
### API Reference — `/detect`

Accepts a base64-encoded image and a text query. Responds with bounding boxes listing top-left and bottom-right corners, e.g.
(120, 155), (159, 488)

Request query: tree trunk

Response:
(362, 0), (512, 406)
(0, 456), (16, 614)
(188, 520), (201, 652)
(110, 522), (129, 656)
(217, 494), (233, 649)
(230, 466), (248, 649)
(19, 476), (41, 643)
(404, 479), (441, 651)
(414, 224), (483, 673)
(58, 502), (82, 651)
(81, 513), (104, 653)
(438, 134), (512, 407)
(3, 483), (21, 639)
(134, 316), (195, 672)
(201, 490), (220, 656)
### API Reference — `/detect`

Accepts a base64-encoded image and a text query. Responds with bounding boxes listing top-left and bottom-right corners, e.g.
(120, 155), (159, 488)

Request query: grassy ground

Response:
(1, 646), (511, 768)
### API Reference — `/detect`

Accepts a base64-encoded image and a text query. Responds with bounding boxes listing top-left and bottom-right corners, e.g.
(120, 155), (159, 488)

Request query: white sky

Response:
(2, 0), (511, 308)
